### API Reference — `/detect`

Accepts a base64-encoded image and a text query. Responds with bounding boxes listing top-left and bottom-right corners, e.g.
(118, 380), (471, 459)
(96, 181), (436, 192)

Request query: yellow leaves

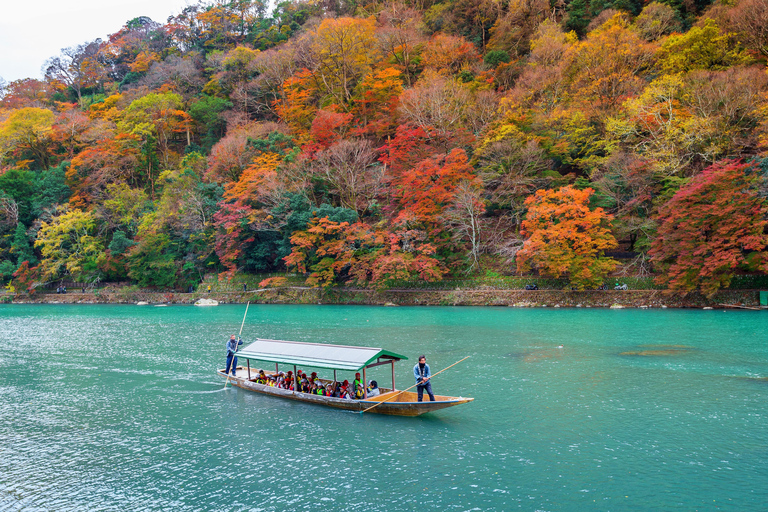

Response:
(129, 51), (160, 73)
(529, 19), (577, 67)
(0, 107), (54, 167)
(310, 17), (379, 105)
(35, 208), (103, 280)
(88, 93), (124, 121)
(222, 46), (260, 71)
(0, 108), (54, 148)
(564, 13), (655, 112)
(656, 20), (752, 74)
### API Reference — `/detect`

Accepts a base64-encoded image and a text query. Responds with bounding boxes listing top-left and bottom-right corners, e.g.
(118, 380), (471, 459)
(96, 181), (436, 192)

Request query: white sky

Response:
(0, 0), (191, 83)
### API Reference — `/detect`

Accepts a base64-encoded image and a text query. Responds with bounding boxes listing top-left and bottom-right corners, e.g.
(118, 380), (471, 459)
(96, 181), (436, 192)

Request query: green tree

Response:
(108, 230), (134, 255)
(0, 169), (36, 226)
(11, 223), (36, 266)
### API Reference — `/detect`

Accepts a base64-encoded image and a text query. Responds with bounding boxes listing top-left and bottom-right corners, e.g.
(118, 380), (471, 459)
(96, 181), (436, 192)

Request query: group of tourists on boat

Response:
(250, 368), (381, 399)
(225, 334), (437, 402)
(225, 334), (381, 399)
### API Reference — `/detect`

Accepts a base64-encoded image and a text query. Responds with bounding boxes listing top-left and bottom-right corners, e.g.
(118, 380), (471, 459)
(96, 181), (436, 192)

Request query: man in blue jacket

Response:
(413, 355), (435, 402)
(225, 334), (243, 376)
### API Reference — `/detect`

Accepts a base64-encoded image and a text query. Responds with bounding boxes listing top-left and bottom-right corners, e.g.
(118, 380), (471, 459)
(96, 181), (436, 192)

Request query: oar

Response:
(225, 301), (250, 389)
(359, 356), (470, 414)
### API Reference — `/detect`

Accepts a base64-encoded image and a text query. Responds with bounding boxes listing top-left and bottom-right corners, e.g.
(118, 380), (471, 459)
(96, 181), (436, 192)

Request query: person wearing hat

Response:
(353, 372), (363, 392)
(340, 380), (351, 398)
(225, 334), (243, 377)
(367, 380), (380, 397)
(414, 355), (435, 402)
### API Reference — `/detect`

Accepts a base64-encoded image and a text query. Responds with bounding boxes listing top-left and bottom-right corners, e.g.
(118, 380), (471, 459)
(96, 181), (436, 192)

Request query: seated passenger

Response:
(354, 383), (364, 399)
(367, 380), (380, 397)
(339, 380), (352, 399)
(332, 382), (341, 398)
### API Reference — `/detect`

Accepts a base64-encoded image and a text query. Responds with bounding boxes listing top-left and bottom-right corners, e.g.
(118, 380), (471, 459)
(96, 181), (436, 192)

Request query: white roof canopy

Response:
(235, 338), (407, 371)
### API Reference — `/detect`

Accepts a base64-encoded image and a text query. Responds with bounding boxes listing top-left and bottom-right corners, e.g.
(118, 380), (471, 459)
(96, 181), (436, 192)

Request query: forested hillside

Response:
(2, 0), (768, 296)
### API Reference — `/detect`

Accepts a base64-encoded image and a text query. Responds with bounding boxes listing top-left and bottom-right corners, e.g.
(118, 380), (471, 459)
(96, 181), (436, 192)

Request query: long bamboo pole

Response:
(360, 356), (470, 414)
(225, 301), (250, 388)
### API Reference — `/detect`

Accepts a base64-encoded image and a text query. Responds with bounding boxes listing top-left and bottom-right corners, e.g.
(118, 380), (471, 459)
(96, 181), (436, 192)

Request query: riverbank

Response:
(4, 286), (764, 309)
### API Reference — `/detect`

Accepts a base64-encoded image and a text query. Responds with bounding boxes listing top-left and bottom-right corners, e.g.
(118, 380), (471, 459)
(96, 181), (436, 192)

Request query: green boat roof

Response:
(235, 338), (408, 371)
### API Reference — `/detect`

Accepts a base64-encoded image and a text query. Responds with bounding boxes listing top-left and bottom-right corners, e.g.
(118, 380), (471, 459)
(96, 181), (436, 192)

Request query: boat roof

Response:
(235, 338), (408, 371)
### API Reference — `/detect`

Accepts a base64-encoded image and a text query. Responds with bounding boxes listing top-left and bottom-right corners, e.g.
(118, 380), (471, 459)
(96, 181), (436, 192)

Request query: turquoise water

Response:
(1, 304), (767, 511)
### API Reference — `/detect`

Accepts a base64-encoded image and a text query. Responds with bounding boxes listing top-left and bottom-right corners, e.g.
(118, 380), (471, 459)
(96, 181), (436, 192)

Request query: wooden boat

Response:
(217, 338), (473, 416)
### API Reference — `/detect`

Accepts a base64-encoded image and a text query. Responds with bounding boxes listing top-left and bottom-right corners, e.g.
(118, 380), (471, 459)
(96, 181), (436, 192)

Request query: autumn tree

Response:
(0, 107), (54, 169)
(564, 13), (654, 114)
(284, 217), (443, 288)
(309, 17), (378, 106)
(441, 181), (486, 272)
(376, 4), (426, 86)
(308, 139), (382, 215)
(633, 2), (682, 41)
(118, 92), (192, 195)
(68, 133), (143, 206)
(517, 186), (618, 289)
(389, 148), (481, 235)
(52, 106), (91, 159)
(44, 40), (106, 103)
(351, 67), (403, 137)
(656, 19), (752, 74)
(35, 208), (104, 283)
(421, 34), (479, 75)
(649, 161), (768, 296)
(730, 0), (768, 57)
(205, 121), (286, 183)
(608, 67), (768, 177)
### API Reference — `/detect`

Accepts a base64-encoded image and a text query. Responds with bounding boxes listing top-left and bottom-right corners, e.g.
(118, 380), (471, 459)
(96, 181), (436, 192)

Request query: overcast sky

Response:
(0, 0), (191, 83)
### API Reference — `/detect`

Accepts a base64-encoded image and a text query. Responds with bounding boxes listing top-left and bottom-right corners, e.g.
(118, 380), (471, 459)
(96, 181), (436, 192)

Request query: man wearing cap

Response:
(413, 355), (435, 402)
(225, 334), (243, 376)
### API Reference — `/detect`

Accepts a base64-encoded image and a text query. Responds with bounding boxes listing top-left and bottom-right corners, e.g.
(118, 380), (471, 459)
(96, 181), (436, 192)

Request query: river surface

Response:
(1, 304), (767, 511)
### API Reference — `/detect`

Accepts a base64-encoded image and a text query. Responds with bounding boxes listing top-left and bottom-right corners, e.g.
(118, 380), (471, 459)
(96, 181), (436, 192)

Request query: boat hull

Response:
(218, 369), (473, 416)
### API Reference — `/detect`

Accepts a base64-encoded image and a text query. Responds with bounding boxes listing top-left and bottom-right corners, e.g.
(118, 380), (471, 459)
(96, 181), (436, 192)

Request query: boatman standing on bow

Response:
(414, 355), (435, 402)
(225, 334), (243, 376)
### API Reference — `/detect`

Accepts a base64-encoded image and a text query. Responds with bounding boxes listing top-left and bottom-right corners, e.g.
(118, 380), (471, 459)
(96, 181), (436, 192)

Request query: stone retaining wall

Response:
(4, 287), (762, 309)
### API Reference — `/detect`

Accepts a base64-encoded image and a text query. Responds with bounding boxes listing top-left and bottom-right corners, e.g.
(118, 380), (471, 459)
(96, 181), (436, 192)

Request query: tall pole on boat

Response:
(359, 356), (470, 414)
(225, 301), (250, 389)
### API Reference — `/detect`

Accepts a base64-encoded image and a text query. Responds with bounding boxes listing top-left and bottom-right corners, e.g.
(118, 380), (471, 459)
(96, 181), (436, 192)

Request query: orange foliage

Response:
(517, 186), (618, 289)
(285, 217), (444, 288)
(422, 34), (479, 74)
(274, 69), (317, 132)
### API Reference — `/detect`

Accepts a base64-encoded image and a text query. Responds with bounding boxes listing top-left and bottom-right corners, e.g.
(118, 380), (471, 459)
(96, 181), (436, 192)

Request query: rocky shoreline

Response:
(4, 286), (764, 309)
